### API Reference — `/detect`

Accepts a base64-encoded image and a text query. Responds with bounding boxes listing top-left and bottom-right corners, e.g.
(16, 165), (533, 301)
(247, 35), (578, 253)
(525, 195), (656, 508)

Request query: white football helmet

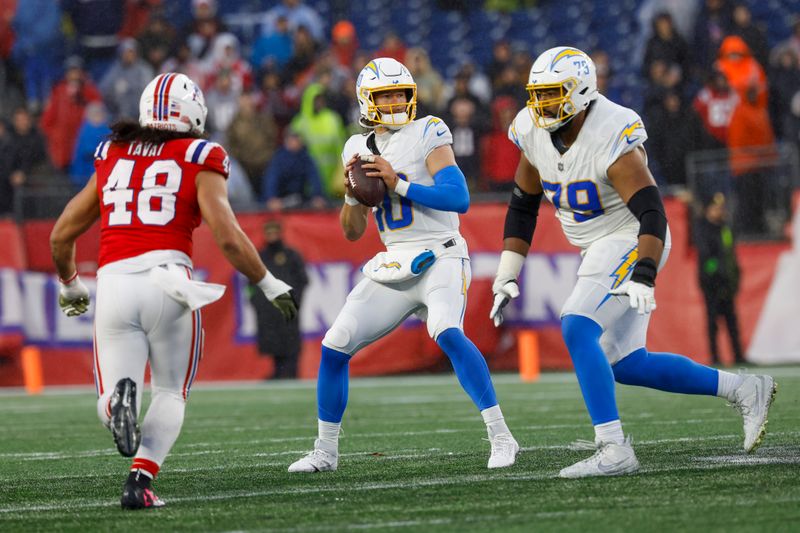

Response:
(139, 73), (207, 133)
(356, 58), (417, 130)
(526, 46), (598, 132)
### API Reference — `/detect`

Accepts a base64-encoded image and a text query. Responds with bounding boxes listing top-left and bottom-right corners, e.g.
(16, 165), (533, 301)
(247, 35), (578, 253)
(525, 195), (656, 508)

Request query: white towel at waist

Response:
(148, 264), (226, 311)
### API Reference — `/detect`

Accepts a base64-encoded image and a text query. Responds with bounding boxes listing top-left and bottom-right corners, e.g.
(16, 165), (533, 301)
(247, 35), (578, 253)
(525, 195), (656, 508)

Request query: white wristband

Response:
(257, 271), (292, 301)
(496, 250), (526, 282)
(344, 194), (360, 206)
(394, 179), (410, 197)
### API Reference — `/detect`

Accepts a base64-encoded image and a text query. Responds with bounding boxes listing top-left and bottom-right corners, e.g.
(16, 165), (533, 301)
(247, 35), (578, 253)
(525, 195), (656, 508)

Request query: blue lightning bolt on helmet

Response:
(527, 46), (598, 132)
(356, 57), (417, 130)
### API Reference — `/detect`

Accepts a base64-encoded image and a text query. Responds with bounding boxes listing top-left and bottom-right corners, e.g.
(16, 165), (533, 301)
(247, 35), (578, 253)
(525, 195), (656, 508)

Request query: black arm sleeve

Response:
(503, 186), (543, 244)
(626, 185), (667, 287)
(627, 185), (667, 243)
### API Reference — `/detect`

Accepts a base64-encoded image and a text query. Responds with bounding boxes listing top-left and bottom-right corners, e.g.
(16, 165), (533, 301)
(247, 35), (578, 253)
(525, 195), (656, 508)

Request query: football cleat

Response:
(487, 432), (519, 469)
(121, 470), (165, 510)
(288, 439), (338, 473)
(731, 374), (777, 453)
(109, 378), (141, 458)
(559, 436), (639, 479)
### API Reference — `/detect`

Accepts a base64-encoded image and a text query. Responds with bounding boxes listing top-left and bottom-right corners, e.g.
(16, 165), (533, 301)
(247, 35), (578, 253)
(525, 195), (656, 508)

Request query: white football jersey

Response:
(509, 94), (661, 249)
(342, 116), (467, 257)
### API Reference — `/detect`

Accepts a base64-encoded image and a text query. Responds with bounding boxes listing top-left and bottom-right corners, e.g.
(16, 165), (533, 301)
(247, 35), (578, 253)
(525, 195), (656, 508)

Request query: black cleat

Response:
(109, 378), (141, 457)
(121, 470), (165, 510)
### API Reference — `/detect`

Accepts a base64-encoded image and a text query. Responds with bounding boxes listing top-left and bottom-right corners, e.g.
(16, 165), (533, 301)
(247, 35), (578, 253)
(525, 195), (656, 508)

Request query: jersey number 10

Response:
(375, 173), (413, 232)
(103, 159), (182, 226)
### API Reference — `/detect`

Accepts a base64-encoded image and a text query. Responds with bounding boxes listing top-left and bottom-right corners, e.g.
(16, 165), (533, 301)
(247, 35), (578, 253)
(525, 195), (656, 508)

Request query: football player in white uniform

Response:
(490, 47), (776, 478)
(289, 57), (519, 473)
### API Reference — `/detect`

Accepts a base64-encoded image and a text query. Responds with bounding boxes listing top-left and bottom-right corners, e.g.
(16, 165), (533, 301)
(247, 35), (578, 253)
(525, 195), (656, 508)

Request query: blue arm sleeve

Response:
(404, 165), (470, 214)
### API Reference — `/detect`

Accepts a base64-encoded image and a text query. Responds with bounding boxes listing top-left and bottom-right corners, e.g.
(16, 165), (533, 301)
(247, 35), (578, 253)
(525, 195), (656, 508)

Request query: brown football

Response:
(348, 158), (387, 207)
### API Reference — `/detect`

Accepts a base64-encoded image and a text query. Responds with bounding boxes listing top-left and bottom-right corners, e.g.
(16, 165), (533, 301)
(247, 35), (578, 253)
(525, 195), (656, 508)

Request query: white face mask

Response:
(382, 112), (409, 130)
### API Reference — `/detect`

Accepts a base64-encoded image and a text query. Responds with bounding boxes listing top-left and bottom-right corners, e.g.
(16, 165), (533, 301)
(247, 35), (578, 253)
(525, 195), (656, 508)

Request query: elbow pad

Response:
(627, 186), (667, 243)
(503, 186), (543, 244)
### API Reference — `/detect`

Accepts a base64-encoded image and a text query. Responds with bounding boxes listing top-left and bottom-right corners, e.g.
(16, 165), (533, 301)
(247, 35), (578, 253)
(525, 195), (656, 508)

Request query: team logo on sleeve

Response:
(423, 117), (444, 137)
(611, 120), (645, 156)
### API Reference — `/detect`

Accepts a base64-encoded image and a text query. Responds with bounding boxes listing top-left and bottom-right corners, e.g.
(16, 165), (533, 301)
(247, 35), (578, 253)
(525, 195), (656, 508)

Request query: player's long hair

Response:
(108, 119), (206, 144)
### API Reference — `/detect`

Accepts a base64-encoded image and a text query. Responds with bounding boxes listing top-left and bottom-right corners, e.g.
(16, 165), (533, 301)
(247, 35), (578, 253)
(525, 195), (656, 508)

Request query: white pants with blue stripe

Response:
(322, 257), (471, 355)
(94, 267), (200, 470)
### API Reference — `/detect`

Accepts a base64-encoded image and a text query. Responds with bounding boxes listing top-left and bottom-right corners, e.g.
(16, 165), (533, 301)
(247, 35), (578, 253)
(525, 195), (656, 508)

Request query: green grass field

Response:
(1, 368), (798, 532)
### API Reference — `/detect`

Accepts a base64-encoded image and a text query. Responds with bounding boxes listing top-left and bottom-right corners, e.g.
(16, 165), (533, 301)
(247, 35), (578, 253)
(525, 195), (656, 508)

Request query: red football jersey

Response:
(94, 138), (230, 267)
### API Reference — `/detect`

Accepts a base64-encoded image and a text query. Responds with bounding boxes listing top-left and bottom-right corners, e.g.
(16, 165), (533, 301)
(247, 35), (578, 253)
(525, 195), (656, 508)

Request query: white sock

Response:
(594, 420), (625, 445)
(717, 370), (744, 402)
(481, 405), (510, 438)
(317, 420), (341, 451)
(137, 390), (185, 465)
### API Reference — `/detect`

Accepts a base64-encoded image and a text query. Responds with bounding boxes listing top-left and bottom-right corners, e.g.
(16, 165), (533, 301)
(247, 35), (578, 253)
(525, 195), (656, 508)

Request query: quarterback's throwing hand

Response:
(360, 154), (399, 190)
(490, 279), (520, 327)
(58, 275), (90, 317)
(609, 281), (656, 315)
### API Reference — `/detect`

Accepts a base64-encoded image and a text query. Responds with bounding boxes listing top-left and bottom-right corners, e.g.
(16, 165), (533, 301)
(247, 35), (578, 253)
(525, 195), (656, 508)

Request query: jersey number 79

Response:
(541, 180), (604, 222)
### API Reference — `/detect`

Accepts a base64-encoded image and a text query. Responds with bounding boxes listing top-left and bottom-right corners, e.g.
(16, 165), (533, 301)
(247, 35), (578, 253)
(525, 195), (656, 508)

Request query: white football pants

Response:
(322, 257), (471, 354)
(560, 234), (671, 364)
(93, 267), (202, 472)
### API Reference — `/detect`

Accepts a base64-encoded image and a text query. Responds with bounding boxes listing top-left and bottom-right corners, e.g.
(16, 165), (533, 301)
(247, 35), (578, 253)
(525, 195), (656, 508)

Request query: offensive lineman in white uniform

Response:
(289, 57), (518, 472)
(490, 47), (776, 478)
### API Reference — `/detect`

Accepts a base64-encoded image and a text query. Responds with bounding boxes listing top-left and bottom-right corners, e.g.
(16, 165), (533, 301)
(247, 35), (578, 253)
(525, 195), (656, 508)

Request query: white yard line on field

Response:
(3, 457), (800, 515)
(2, 365), (798, 399)
(4, 421), (797, 462)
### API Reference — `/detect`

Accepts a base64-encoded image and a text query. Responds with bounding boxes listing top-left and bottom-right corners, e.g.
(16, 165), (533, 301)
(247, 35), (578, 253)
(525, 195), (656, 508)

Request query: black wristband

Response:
(631, 257), (657, 287)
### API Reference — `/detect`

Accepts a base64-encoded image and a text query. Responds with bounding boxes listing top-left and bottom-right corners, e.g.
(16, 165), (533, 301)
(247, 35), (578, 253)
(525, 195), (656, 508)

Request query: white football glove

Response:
(490, 278), (520, 327)
(490, 251), (526, 327)
(608, 281), (656, 315)
(58, 275), (90, 317)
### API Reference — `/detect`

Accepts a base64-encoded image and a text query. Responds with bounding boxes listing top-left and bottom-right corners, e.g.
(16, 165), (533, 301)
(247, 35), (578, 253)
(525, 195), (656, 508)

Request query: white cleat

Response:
(487, 433), (519, 469)
(288, 440), (338, 473)
(559, 436), (639, 479)
(731, 374), (777, 453)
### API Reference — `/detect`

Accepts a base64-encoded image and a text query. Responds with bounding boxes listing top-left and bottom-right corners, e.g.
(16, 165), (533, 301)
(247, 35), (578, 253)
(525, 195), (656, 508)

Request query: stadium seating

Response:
(212, 0), (797, 112)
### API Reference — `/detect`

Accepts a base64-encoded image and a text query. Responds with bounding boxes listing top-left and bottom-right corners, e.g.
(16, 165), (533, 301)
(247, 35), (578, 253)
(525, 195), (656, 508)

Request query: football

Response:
(348, 158), (387, 207)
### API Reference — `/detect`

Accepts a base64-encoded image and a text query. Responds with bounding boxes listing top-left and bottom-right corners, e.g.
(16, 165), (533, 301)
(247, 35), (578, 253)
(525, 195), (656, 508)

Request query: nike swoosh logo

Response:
(436, 130), (445, 137)
(597, 459), (628, 473)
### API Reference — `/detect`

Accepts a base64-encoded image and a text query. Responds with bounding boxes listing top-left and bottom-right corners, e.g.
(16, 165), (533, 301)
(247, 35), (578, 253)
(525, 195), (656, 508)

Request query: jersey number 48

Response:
(103, 159), (183, 226)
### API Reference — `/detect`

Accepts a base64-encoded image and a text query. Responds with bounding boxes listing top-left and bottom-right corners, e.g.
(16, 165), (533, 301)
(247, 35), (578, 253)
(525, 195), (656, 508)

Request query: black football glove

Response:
(271, 291), (298, 321)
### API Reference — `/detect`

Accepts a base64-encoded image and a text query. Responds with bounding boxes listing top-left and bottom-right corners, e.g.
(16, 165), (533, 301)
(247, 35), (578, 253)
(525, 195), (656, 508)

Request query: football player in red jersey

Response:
(50, 73), (297, 510)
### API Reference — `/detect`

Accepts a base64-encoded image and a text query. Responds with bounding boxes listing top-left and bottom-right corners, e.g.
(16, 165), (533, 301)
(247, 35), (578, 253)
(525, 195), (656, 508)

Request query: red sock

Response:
(131, 458), (160, 479)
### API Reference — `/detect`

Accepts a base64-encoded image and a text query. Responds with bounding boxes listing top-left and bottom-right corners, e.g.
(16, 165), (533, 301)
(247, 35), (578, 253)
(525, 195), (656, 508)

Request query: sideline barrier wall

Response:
(0, 200), (786, 386)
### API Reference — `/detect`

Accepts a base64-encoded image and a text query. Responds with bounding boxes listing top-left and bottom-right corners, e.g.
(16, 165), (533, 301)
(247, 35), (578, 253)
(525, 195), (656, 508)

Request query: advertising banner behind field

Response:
(0, 200), (786, 386)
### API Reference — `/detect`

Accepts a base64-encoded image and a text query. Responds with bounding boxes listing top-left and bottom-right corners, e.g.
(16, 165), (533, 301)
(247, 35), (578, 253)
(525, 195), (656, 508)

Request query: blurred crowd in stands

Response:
(0, 0), (798, 228)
